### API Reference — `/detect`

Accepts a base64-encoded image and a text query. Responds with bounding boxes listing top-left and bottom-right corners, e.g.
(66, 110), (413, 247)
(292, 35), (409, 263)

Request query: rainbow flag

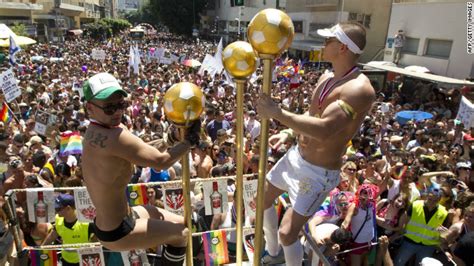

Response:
(275, 193), (290, 225)
(127, 184), (149, 206)
(29, 250), (58, 266)
(202, 230), (229, 266)
(59, 131), (82, 156)
(0, 102), (13, 123)
(394, 165), (408, 180)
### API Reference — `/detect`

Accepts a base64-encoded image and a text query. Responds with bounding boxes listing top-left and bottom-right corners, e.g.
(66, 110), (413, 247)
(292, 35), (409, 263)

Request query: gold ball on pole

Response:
(247, 8), (295, 56)
(247, 8), (295, 266)
(222, 41), (257, 79)
(222, 41), (256, 266)
(163, 82), (205, 126)
(162, 81), (204, 266)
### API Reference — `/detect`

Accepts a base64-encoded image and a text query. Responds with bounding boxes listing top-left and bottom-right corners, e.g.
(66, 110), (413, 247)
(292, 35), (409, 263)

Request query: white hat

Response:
(28, 136), (43, 145)
(83, 73), (127, 101)
(317, 24), (364, 54)
(420, 257), (442, 266)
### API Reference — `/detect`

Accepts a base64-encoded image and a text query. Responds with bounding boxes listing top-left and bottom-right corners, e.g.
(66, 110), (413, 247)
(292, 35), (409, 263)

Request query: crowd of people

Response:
(0, 24), (472, 266)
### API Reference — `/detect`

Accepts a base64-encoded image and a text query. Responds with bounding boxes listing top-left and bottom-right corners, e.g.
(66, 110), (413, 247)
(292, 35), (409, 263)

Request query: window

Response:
(348, 12), (357, 21)
(425, 39), (452, 59)
(293, 21), (303, 33)
(348, 13), (371, 29)
(402, 37), (419, 54)
(364, 14), (371, 29)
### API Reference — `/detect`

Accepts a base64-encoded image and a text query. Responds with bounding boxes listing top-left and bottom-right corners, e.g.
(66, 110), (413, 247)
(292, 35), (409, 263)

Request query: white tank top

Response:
(351, 207), (375, 243)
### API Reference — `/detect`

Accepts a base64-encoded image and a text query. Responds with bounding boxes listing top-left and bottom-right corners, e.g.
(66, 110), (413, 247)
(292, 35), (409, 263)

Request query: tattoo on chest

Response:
(85, 131), (108, 148)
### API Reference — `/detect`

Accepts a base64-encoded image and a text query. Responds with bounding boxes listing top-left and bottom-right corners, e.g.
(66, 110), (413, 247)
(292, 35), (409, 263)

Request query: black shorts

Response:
(93, 210), (139, 242)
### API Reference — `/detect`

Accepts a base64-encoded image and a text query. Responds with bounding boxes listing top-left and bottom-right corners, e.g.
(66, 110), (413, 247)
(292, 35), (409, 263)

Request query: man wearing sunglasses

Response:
(257, 22), (375, 265)
(82, 73), (200, 265)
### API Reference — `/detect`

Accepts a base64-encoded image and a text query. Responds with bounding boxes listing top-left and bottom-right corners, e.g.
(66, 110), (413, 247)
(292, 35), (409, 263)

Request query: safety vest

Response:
(55, 215), (90, 263)
(404, 200), (447, 246)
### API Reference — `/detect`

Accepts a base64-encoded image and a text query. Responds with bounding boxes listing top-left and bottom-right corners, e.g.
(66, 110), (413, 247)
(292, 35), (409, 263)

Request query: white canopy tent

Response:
(363, 62), (474, 87)
(0, 24), (36, 47)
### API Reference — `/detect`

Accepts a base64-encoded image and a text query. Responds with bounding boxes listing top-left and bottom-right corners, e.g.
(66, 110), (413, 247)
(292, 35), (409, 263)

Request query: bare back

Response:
(299, 72), (375, 169)
(82, 125), (134, 231)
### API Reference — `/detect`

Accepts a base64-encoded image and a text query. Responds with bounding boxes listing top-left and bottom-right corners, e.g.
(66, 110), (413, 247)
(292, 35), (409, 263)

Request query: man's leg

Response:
(278, 208), (311, 266)
(393, 48), (399, 64)
(394, 240), (419, 266)
(138, 205), (188, 265)
(413, 245), (436, 265)
(262, 181), (286, 257)
(395, 48), (401, 64)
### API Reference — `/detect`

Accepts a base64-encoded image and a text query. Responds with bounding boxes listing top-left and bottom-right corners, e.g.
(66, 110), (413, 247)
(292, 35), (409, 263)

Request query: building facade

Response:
(286, 0), (392, 62)
(0, 0), (116, 42)
(202, 0), (392, 63)
(201, 0), (285, 43)
(383, 0), (472, 79)
(0, 0), (43, 36)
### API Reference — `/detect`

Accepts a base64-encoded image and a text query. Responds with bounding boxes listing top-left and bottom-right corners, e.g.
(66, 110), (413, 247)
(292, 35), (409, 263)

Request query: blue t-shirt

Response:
(150, 168), (170, 182)
(206, 119), (231, 141)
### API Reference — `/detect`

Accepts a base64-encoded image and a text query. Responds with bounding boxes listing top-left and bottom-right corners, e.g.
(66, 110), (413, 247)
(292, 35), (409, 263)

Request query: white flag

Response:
(128, 45), (135, 76)
(213, 37), (224, 73)
(133, 45), (140, 75)
(198, 54), (220, 77)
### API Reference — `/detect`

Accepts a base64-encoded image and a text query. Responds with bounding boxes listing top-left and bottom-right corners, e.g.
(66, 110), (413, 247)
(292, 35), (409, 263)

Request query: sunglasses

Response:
(338, 202), (349, 207)
(346, 168), (356, 172)
(324, 37), (340, 45)
(89, 101), (128, 115)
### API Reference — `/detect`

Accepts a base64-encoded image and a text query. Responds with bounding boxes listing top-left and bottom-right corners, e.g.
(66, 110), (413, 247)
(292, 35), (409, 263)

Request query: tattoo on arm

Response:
(85, 131), (108, 148)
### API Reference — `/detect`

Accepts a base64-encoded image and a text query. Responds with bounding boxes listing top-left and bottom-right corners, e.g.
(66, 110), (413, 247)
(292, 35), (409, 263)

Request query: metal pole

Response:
(252, 54), (274, 266)
(180, 127), (193, 266)
(3, 190), (28, 266)
(237, 18), (241, 40)
(301, 229), (331, 266)
(234, 78), (245, 265)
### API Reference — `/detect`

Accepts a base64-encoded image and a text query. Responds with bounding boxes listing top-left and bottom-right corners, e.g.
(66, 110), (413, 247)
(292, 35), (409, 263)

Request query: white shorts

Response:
(267, 145), (340, 217)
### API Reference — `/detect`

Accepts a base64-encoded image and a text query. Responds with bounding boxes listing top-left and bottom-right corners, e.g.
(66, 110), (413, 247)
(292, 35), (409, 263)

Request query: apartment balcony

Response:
(305, 0), (339, 8)
(0, 0), (43, 11)
(55, 0), (84, 12)
(80, 9), (99, 18)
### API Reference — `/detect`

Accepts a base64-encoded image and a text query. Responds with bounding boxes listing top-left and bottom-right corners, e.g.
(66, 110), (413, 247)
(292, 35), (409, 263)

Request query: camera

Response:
(9, 159), (21, 169)
(447, 178), (460, 186)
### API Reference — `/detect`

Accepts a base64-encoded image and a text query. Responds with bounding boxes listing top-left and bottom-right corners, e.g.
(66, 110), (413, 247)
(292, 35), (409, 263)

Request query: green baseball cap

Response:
(83, 73), (127, 101)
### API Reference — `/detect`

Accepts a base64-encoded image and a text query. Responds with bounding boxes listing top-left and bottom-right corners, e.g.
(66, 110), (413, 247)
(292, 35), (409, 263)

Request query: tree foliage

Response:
(123, 7), (159, 27)
(83, 18), (131, 39)
(150, 0), (207, 35)
(11, 23), (27, 36)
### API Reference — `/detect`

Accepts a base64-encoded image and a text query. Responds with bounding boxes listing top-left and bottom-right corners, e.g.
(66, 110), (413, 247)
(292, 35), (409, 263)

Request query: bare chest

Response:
(310, 82), (343, 117)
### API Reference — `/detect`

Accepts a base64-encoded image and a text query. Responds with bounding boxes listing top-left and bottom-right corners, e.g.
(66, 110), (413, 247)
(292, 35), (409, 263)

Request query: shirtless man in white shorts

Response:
(82, 73), (200, 265)
(257, 22), (376, 265)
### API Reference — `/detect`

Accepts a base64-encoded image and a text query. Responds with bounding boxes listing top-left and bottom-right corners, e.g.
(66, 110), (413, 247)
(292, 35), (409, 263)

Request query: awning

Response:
(67, 29), (83, 36)
(290, 39), (323, 52)
(362, 63), (474, 87)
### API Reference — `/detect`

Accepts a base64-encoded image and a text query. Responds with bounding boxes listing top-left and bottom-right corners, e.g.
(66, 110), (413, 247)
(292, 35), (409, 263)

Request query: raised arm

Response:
(257, 78), (375, 141)
(113, 130), (191, 171)
(341, 203), (356, 230)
